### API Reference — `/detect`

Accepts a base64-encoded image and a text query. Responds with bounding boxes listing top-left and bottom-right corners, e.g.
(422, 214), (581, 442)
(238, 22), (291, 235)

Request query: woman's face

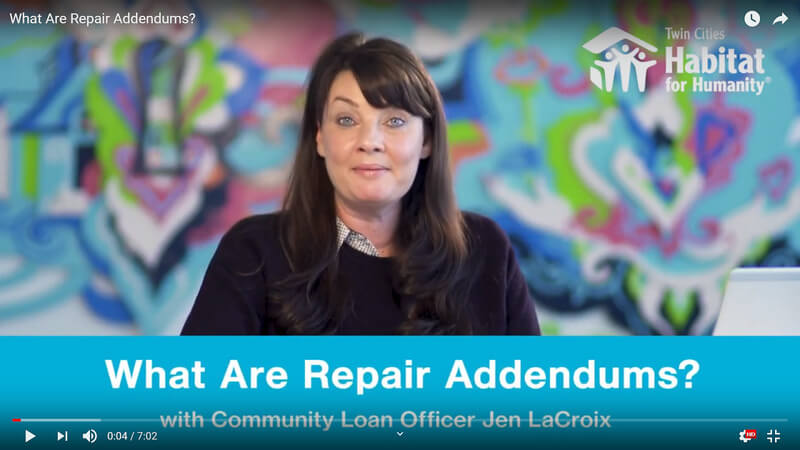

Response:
(316, 70), (430, 213)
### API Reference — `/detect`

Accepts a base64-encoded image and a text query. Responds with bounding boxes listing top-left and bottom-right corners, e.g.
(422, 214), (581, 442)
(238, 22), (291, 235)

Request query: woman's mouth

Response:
(353, 165), (389, 177)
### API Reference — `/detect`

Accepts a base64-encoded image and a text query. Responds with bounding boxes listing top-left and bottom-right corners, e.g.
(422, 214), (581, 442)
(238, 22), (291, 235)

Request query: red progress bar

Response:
(12, 419), (20, 422)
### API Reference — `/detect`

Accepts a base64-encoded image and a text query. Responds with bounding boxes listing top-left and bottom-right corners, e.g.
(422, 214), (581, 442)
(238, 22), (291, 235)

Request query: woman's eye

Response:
(336, 116), (355, 126)
(387, 117), (406, 128)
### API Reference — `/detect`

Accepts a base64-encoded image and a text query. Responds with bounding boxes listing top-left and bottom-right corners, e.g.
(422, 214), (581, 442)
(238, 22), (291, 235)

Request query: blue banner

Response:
(1, 337), (796, 449)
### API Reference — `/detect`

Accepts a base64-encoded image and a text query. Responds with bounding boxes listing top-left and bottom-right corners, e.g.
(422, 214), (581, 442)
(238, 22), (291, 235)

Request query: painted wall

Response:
(1, 0), (798, 335)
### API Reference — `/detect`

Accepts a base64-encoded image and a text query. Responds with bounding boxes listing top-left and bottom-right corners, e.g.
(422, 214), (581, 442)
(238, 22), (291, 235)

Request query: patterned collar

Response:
(335, 217), (382, 257)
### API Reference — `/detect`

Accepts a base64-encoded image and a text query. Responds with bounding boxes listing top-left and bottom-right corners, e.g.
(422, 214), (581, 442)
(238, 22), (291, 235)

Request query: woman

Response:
(181, 32), (540, 335)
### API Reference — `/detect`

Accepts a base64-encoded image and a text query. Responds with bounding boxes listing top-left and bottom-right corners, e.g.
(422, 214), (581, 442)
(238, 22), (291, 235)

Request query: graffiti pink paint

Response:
(260, 85), (304, 106)
(574, 203), (638, 246)
(114, 88), (140, 132)
(179, 86), (209, 126)
(494, 48), (549, 87)
(116, 138), (212, 221)
(689, 97), (751, 192)
(80, 160), (102, 197)
(451, 121), (490, 170)
(548, 65), (591, 96)
(573, 203), (714, 258)
(186, 177), (284, 244)
(759, 157), (794, 201)
(235, 0), (336, 68)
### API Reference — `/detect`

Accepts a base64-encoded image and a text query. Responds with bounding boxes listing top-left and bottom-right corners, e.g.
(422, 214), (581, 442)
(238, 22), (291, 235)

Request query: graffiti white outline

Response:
(613, 147), (704, 232)
(572, 109), (620, 202)
(0, 268), (67, 306)
(486, 123), (800, 335)
(104, 145), (215, 268)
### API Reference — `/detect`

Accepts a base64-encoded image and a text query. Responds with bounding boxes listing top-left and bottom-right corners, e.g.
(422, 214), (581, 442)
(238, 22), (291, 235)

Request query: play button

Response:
(25, 430), (36, 443)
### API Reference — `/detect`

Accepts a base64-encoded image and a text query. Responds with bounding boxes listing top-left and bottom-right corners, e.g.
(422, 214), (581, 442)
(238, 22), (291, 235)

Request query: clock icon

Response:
(744, 10), (760, 27)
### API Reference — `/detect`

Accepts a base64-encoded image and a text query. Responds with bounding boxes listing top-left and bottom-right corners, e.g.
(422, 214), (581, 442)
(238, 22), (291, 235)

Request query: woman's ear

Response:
(316, 125), (325, 158)
(421, 141), (431, 159)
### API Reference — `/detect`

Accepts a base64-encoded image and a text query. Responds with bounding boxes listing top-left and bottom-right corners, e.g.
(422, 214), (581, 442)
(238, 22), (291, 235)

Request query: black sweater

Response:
(181, 212), (540, 335)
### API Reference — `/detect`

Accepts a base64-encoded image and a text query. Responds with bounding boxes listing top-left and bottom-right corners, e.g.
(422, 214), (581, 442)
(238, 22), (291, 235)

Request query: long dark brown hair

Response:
(269, 32), (476, 334)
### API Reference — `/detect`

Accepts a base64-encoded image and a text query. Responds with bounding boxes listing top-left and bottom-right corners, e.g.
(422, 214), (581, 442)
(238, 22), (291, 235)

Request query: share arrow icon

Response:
(773, 12), (788, 24)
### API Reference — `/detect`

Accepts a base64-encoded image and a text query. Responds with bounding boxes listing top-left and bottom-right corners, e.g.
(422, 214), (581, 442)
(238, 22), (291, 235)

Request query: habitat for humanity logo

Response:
(583, 26), (768, 95)
(582, 26), (657, 93)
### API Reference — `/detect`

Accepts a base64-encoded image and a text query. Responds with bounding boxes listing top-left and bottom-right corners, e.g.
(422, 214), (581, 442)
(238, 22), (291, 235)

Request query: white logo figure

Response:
(582, 27), (658, 92)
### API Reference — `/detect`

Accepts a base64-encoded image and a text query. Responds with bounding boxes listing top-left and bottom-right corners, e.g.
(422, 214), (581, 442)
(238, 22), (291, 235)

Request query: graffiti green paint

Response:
(546, 110), (610, 226)
(741, 237), (773, 264)
(85, 74), (134, 200)
(485, 0), (567, 48)
(21, 134), (39, 199)
(0, 32), (61, 58)
(624, 266), (643, 301)
(513, 84), (539, 143)
(673, 73), (697, 175)
(112, 36), (137, 67)
(180, 39), (226, 137)
(447, 119), (482, 145)
(540, 321), (560, 336)
(571, 239), (588, 259)
(662, 290), (697, 332)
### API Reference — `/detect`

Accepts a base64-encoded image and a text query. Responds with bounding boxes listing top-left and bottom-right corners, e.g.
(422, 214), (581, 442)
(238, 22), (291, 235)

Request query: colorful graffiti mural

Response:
(1, 0), (798, 335)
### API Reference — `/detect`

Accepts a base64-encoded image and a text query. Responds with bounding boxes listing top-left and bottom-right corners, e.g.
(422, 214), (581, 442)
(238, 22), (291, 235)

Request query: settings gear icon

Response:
(739, 430), (752, 443)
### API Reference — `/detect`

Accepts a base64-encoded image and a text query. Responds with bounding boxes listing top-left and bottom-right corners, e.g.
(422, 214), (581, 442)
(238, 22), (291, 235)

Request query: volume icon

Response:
(82, 429), (97, 443)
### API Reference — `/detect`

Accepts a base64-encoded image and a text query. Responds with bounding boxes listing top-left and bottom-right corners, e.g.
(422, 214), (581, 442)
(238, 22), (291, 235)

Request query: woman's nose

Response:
(357, 122), (385, 153)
